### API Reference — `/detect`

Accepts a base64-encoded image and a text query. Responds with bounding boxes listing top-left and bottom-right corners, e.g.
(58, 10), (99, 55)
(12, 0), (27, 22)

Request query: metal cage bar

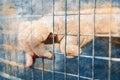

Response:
(41, 0), (45, 80)
(108, 0), (112, 80)
(64, 0), (67, 80)
(92, 0), (96, 79)
(30, 0), (35, 80)
(52, 0), (55, 80)
(0, 0), (120, 80)
(78, 0), (81, 80)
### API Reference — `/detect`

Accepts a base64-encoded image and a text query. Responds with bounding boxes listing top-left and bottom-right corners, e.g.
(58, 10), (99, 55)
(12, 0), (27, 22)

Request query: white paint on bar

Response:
(0, 71), (23, 80)
(80, 55), (120, 61)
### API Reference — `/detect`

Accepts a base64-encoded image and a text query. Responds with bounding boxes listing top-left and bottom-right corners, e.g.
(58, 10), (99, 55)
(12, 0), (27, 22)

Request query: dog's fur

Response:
(4, 8), (120, 67)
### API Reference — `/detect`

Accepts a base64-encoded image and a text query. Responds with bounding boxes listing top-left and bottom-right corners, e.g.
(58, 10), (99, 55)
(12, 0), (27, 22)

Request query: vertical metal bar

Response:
(6, 1), (11, 75)
(30, 0), (35, 80)
(3, 0), (7, 74)
(52, 0), (55, 80)
(92, 0), (96, 80)
(41, 0), (45, 80)
(108, 1), (112, 80)
(64, 0), (67, 80)
(15, 13), (19, 78)
(3, 18), (5, 75)
(108, 24), (112, 80)
(21, 0), (26, 79)
(42, 58), (44, 80)
(41, 0), (43, 16)
(15, 0), (19, 77)
(78, 0), (81, 80)
(9, 17), (12, 77)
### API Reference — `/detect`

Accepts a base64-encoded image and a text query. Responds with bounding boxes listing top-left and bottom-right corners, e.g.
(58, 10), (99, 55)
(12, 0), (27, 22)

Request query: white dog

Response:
(4, 8), (120, 67)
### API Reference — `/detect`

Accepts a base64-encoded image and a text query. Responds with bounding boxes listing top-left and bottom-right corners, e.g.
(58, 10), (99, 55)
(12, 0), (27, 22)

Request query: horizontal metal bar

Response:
(54, 12), (120, 16)
(58, 33), (120, 37)
(1, 51), (120, 68)
(0, 58), (23, 67)
(2, 30), (120, 38)
(0, 55), (119, 79)
(0, 57), (98, 80)
(55, 53), (120, 61)
(0, 71), (23, 80)
(1, 48), (120, 62)
(34, 68), (97, 80)
(80, 55), (120, 61)
(1, 12), (120, 19)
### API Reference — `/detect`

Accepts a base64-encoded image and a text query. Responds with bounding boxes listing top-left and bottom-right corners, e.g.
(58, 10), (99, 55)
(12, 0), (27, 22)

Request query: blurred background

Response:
(0, 0), (120, 80)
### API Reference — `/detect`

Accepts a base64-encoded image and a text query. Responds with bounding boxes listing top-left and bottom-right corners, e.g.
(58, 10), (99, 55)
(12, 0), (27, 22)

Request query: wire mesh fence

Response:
(0, 0), (120, 80)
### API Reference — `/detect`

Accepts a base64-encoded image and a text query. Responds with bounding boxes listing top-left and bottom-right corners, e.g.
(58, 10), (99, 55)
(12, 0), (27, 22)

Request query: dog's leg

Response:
(26, 52), (35, 67)
(60, 36), (93, 58)
(60, 36), (81, 58)
(80, 36), (93, 48)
